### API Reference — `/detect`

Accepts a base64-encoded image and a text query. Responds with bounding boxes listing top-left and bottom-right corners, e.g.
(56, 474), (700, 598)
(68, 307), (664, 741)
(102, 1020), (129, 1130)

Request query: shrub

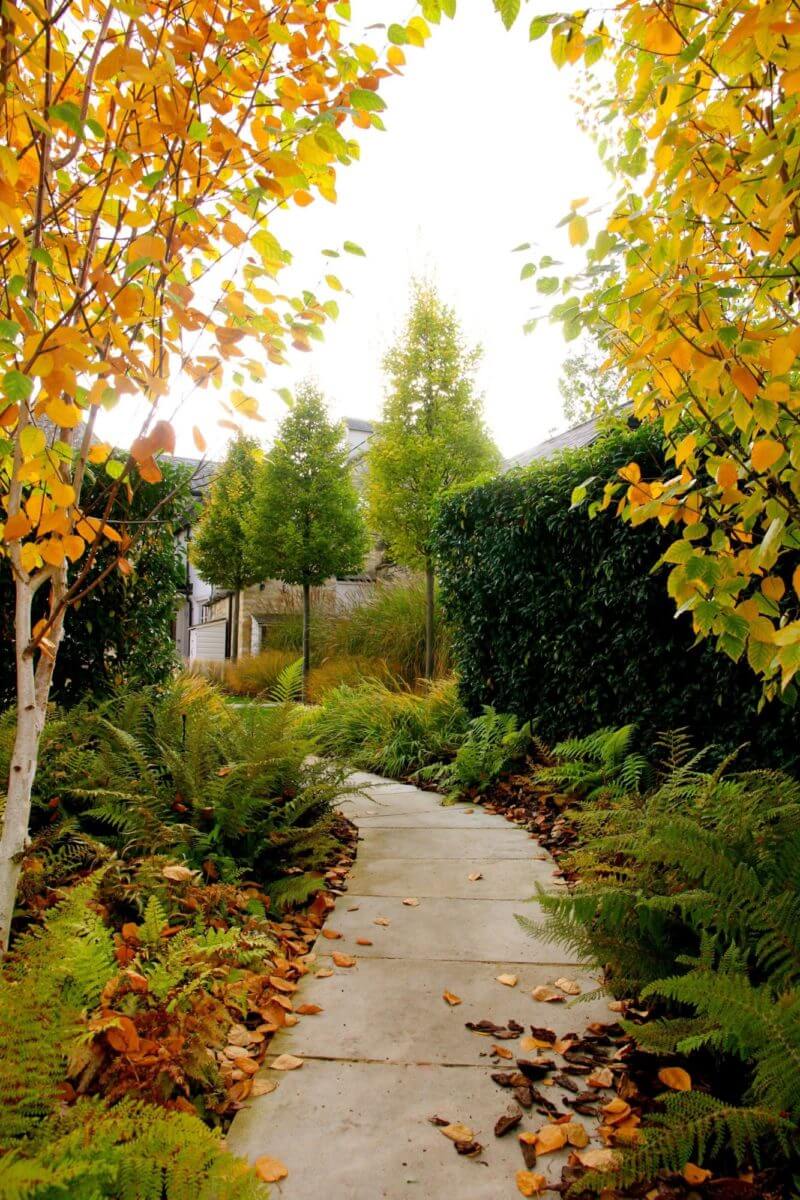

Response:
(417, 707), (531, 800)
(302, 677), (468, 778)
(3, 674), (348, 894)
(220, 648), (296, 696)
(433, 421), (800, 767)
(304, 656), (391, 704)
(524, 730), (800, 1185)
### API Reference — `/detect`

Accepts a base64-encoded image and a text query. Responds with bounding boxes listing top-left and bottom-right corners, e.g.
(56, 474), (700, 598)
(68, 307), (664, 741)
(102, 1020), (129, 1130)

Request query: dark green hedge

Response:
(433, 422), (800, 767)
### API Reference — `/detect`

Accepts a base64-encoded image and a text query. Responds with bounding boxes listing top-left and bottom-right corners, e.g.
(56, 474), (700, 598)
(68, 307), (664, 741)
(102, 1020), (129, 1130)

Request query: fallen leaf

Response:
(516, 1170), (547, 1196)
(443, 990), (462, 1006)
(440, 1122), (474, 1143)
(250, 1079), (277, 1097)
(518, 1131), (538, 1145)
(683, 1163), (712, 1185)
(658, 1066), (692, 1091)
(373, 917), (390, 926)
(601, 1097), (632, 1124)
(402, 897), (420, 906)
(575, 1147), (618, 1170)
(494, 1107), (523, 1137)
(587, 1067), (614, 1088)
(531, 985), (564, 1003)
(607, 999), (627, 1013)
(563, 1120), (589, 1148)
(270, 1054), (303, 1071)
(296, 1004), (323, 1015)
(454, 1139), (483, 1157)
(356, 938), (373, 946)
(534, 1123), (567, 1154)
(491, 1044), (514, 1060)
(497, 973), (518, 988)
(315, 968), (334, 978)
(468, 872), (483, 881)
(255, 1156), (288, 1183)
(520, 1035), (554, 1052)
(554, 976), (581, 995)
(332, 952), (356, 968)
(428, 1114), (450, 1126)
(321, 929), (342, 940)
(162, 864), (196, 882)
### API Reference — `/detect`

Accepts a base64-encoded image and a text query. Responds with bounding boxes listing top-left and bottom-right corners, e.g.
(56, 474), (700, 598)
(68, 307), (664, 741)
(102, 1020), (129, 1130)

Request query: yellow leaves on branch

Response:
(1, 0), (433, 582)
(538, 0), (800, 695)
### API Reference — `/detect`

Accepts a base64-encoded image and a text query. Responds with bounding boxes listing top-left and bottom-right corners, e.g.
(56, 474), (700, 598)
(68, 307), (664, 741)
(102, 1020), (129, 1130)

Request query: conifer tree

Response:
(367, 284), (499, 677)
(246, 385), (368, 696)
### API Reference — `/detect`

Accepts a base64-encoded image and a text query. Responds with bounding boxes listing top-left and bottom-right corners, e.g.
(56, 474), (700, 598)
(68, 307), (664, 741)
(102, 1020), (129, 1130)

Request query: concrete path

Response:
(228, 771), (608, 1197)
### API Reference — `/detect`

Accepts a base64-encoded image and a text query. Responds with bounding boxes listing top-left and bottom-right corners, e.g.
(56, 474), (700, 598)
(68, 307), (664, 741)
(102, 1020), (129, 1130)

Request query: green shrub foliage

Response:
(525, 729), (800, 1183)
(433, 422), (800, 765)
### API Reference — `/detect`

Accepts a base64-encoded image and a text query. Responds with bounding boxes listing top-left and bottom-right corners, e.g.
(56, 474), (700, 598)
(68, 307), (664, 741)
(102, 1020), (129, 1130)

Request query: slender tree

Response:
(189, 435), (261, 661)
(246, 384), (368, 697)
(367, 284), (500, 677)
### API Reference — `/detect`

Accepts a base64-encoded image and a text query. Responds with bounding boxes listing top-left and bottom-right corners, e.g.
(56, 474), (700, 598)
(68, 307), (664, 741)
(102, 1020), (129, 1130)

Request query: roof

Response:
(168, 456), (219, 493)
(344, 416), (373, 434)
(503, 411), (628, 471)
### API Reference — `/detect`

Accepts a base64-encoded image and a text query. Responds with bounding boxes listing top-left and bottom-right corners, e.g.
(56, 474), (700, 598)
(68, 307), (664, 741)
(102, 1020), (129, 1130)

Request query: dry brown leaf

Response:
(682, 1163), (712, 1185)
(402, 897), (420, 906)
(296, 1004), (323, 1015)
(496, 973), (518, 988)
(607, 999), (627, 1013)
(658, 1066), (692, 1091)
(321, 929), (342, 940)
(373, 917), (390, 926)
(254, 1156), (288, 1183)
(162, 864), (196, 882)
(440, 1123), (474, 1143)
(587, 1067), (613, 1088)
(516, 1170), (547, 1196)
(443, 990), (462, 1006)
(270, 1054), (303, 1071)
(332, 952), (356, 968)
(534, 1123), (568, 1154)
(315, 968), (334, 978)
(554, 976), (582, 995)
(601, 1097), (631, 1124)
(250, 1079), (277, 1097)
(563, 1120), (589, 1148)
(491, 1044), (514, 1060)
(575, 1147), (618, 1170)
(531, 985), (563, 1003)
(468, 872), (483, 882)
(518, 1131), (538, 1145)
(224, 1045), (249, 1060)
(356, 938), (373, 946)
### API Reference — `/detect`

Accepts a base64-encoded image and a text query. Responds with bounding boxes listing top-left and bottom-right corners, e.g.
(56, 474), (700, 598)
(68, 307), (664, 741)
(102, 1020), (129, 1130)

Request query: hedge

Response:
(433, 421), (800, 767)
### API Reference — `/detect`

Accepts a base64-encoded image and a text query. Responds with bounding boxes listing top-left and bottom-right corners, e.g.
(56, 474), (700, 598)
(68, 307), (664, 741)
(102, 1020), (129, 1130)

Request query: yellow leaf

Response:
(770, 336), (796, 376)
(62, 534), (85, 562)
(44, 396), (82, 429)
(658, 1066), (692, 1091)
(516, 1171), (547, 1197)
(254, 1156), (288, 1183)
(88, 443), (112, 464)
(716, 461), (738, 489)
(793, 565), (800, 600)
(731, 364), (760, 402)
(674, 433), (695, 465)
(3, 511), (31, 541)
(683, 1163), (712, 1185)
(40, 537), (65, 566)
(49, 478), (75, 507)
(751, 438), (784, 472)
(761, 576), (785, 602)
(192, 426), (207, 453)
(442, 990), (462, 1005)
(569, 215), (589, 246)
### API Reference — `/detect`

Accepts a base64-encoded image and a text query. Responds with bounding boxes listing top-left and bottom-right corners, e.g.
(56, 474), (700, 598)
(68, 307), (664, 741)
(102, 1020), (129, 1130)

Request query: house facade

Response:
(172, 417), (381, 665)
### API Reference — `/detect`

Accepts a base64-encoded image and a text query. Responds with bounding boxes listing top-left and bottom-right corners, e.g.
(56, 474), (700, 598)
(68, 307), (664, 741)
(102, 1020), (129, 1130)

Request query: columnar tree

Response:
(367, 284), (500, 678)
(246, 384), (368, 696)
(0, 0), (446, 952)
(189, 436), (262, 661)
(505, 0), (800, 698)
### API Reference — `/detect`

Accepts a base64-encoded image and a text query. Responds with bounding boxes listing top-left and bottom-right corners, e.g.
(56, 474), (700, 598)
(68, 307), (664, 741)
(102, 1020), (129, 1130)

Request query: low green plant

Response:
(0, 877), (265, 1200)
(522, 731), (800, 1186)
(534, 724), (652, 801)
(417, 706), (531, 800)
(302, 676), (468, 778)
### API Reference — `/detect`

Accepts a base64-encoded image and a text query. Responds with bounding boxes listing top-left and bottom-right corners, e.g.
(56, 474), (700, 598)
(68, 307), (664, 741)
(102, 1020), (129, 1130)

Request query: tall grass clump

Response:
(302, 677), (468, 778)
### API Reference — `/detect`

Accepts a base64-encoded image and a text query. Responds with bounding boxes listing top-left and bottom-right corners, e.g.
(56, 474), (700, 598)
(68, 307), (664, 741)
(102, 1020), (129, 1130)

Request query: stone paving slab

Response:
(317, 894), (576, 964)
(349, 809), (507, 830)
(227, 1059), (578, 1198)
(345, 854), (557, 899)
(355, 825), (540, 861)
(259, 957), (607, 1065)
(338, 791), (468, 819)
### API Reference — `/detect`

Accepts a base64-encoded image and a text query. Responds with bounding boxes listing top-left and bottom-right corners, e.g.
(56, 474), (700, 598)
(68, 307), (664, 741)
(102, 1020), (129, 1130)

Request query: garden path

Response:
(227, 772), (610, 1197)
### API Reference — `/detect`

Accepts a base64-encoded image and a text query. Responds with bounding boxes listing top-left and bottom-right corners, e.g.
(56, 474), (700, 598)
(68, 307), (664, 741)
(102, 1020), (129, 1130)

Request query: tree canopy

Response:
(367, 284), (500, 571)
(511, 0), (800, 698)
(190, 435), (261, 595)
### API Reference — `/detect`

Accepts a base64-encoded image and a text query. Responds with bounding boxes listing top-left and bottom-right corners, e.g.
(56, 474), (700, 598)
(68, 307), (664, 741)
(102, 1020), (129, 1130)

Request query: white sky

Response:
(101, 3), (610, 462)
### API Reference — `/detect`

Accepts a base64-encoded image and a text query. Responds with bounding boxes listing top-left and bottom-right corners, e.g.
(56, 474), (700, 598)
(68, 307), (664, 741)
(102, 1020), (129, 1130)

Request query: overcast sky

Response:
(101, 3), (609, 461)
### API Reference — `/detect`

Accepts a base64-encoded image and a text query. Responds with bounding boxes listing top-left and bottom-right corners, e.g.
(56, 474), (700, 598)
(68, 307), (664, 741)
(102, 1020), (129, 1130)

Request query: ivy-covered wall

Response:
(433, 422), (799, 766)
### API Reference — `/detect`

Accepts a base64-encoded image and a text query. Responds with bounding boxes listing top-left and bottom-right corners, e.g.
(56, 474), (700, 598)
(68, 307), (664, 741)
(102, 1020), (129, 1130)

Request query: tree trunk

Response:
(302, 582), (311, 702)
(0, 570), (65, 952)
(424, 559), (435, 680)
(230, 588), (240, 661)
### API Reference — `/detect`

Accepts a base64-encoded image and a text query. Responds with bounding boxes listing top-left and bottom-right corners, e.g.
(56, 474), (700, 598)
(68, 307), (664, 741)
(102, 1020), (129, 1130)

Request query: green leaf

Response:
(387, 23), (407, 43)
(536, 276), (560, 294)
(348, 88), (386, 113)
(529, 15), (551, 40)
(512, 242), (531, 252)
(520, 263), (536, 281)
(105, 459), (125, 480)
(441, 0), (456, 15)
(494, 0), (520, 30)
(48, 101), (83, 135)
(188, 120), (209, 141)
(0, 319), (21, 341)
(343, 240), (366, 256)
(2, 370), (33, 402)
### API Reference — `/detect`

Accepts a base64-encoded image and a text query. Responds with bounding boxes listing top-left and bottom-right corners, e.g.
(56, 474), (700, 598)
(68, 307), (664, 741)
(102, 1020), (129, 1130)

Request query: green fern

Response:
(416, 706), (531, 799)
(271, 656), (304, 703)
(536, 723), (651, 801)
